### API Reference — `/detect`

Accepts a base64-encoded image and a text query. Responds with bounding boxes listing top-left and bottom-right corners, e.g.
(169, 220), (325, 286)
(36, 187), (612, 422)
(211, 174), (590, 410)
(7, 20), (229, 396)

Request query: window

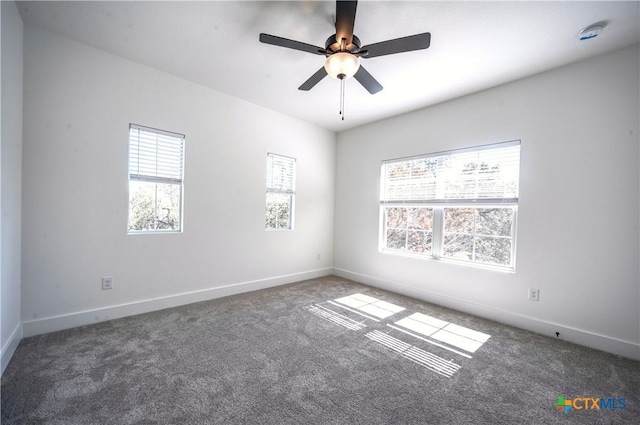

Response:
(380, 141), (520, 270)
(265, 153), (296, 230)
(128, 124), (185, 233)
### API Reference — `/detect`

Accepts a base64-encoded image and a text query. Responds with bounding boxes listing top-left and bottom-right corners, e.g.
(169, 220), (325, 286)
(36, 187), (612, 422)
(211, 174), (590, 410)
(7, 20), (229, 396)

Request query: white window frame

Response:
(380, 141), (520, 271)
(265, 153), (296, 231)
(127, 124), (185, 234)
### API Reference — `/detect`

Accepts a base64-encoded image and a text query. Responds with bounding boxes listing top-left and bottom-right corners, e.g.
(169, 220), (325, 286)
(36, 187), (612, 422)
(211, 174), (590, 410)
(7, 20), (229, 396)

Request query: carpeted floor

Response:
(2, 275), (639, 424)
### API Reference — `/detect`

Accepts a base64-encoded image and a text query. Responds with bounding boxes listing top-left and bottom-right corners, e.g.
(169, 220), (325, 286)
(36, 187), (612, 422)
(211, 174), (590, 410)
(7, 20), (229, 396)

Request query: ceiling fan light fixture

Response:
(324, 52), (360, 79)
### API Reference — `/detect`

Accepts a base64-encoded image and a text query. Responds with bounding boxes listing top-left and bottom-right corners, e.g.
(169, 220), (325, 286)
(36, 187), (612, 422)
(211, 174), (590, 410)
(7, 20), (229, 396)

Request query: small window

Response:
(128, 124), (185, 233)
(380, 141), (520, 270)
(265, 153), (296, 230)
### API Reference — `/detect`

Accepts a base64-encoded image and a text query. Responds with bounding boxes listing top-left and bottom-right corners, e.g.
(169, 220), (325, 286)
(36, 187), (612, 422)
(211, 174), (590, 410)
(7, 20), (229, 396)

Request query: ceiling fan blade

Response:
(259, 33), (325, 55)
(354, 65), (383, 94)
(335, 1), (358, 46)
(298, 67), (328, 91)
(362, 32), (431, 58)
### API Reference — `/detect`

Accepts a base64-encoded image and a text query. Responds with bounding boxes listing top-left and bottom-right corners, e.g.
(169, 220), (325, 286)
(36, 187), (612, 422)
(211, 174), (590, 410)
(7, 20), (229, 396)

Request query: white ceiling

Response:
(16, 1), (640, 132)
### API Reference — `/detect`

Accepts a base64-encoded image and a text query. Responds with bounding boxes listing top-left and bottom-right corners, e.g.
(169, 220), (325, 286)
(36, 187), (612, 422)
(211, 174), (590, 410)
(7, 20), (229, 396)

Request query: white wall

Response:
(334, 45), (640, 360)
(21, 27), (335, 335)
(1, 0), (24, 374)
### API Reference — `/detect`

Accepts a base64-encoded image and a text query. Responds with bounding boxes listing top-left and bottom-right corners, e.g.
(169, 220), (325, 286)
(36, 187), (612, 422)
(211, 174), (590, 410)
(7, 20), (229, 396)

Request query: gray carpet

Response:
(2, 275), (639, 424)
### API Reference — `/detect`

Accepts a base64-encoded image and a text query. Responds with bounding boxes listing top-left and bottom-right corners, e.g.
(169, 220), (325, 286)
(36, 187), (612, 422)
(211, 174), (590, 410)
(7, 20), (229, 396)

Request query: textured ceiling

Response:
(17, 1), (640, 132)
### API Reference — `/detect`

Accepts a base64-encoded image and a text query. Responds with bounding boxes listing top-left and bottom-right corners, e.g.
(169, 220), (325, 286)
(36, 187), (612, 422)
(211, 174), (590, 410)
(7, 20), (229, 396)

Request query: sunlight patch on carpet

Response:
(365, 330), (461, 378)
(303, 293), (490, 377)
(386, 324), (472, 359)
(394, 313), (490, 353)
(326, 300), (381, 322)
(305, 305), (367, 331)
(334, 293), (406, 319)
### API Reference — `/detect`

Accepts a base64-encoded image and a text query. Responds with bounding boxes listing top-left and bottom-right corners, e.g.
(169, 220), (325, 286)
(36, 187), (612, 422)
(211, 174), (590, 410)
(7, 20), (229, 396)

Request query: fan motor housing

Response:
(325, 34), (362, 53)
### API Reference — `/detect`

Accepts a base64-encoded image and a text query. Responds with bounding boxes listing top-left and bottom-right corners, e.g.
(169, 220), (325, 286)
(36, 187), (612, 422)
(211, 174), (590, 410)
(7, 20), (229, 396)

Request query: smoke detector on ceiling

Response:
(578, 23), (606, 41)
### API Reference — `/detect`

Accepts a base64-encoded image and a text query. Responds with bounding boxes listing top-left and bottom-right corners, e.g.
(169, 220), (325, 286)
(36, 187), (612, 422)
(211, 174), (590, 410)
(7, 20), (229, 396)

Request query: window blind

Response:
(381, 141), (520, 204)
(129, 124), (185, 184)
(266, 153), (296, 194)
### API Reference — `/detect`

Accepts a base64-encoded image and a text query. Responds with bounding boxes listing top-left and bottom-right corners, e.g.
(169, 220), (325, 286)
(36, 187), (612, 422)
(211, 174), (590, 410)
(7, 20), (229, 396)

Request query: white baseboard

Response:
(22, 268), (333, 338)
(333, 267), (640, 361)
(1, 322), (23, 376)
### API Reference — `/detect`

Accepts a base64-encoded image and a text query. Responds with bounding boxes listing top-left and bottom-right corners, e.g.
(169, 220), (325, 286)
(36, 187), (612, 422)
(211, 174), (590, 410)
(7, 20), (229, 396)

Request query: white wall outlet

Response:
(316, 253), (321, 261)
(102, 276), (113, 290)
(528, 287), (539, 301)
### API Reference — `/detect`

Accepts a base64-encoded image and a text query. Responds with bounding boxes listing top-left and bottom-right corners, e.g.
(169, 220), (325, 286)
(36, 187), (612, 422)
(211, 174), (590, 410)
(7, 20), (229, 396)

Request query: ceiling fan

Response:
(259, 0), (431, 118)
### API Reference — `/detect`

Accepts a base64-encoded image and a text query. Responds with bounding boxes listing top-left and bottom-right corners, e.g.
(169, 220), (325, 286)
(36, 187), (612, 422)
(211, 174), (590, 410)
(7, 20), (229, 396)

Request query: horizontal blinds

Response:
(382, 141), (520, 203)
(267, 153), (296, 194)
(129, 124), (185, 183)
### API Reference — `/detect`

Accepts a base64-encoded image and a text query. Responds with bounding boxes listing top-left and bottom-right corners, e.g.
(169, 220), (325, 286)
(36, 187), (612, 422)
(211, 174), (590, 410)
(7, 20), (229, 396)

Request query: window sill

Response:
(127, 230), (183, 235)
(379, 248), (515, 273)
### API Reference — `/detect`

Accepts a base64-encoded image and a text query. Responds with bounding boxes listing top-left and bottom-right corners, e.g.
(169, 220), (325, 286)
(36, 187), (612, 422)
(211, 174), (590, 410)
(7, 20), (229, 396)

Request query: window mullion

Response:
(432, 207), (444, 259)
(510, 207), (518, 268)
(471, 209), (478, 262)
(153, 183), (158, 230)
(405, 210), (410, 252)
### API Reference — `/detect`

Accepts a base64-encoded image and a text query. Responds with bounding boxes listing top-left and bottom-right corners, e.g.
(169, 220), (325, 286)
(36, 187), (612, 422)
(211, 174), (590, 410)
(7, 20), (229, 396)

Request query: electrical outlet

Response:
(528, 287), (539, 302)
(316, 253), (321, 261)
(102, 276), (113, 290)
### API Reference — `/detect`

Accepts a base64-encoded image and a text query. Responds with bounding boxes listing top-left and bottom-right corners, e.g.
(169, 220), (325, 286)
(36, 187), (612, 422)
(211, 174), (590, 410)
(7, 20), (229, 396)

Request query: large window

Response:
(265, 153), (296, 230)
(128, 124), (185, 233)
(380, 141), (520, 270)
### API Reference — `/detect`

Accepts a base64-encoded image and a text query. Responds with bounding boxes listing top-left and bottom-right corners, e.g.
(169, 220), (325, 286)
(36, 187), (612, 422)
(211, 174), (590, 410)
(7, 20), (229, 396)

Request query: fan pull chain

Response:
(339, 76), (345, 121)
